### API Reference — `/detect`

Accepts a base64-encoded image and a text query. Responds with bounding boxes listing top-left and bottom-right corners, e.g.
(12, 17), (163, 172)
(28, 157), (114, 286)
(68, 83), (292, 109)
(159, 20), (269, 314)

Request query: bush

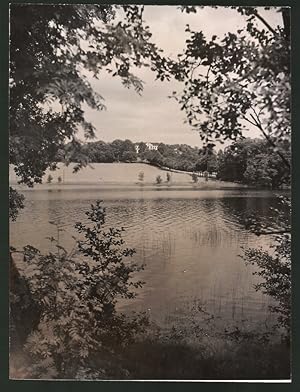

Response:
(138, 171), (144, 182)
(244, 234), (291, 334)
(46, 174), (53, 184)
(155, 175), (162, 184)
(191, 173), (198, 183)
(15, 201), (146, 378)
(243, 197), (291, 336)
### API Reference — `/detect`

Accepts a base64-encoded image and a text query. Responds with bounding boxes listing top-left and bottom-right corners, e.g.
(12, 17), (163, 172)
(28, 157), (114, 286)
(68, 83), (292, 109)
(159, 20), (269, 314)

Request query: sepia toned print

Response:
(9, 4), (291, 380)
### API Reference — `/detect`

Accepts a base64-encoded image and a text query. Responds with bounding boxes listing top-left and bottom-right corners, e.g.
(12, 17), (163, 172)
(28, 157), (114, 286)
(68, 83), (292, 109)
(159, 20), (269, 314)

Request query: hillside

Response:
(10, 162), (244, 189)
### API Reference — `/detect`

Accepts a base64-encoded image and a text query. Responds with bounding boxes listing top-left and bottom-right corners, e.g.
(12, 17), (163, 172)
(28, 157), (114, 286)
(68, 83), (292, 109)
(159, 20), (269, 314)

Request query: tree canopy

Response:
(9, 4), (172, 188)
(172, 7), (290, 169)
(217, 138), (290, 188)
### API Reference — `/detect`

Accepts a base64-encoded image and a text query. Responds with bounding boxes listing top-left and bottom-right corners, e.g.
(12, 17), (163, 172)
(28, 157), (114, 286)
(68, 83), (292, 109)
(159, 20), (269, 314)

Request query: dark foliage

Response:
(9, 187), (25, 221)
(9, 4), (172, 218)
(11, 201), (147, 378)
(243, 197), (291, 335)
(217, 138), (290, 188)
(172, 7), (290, 160)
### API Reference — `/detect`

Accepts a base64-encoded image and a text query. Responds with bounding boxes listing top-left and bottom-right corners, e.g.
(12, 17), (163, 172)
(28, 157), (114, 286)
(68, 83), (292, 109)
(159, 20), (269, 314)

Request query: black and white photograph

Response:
(9, 3), (291, 381)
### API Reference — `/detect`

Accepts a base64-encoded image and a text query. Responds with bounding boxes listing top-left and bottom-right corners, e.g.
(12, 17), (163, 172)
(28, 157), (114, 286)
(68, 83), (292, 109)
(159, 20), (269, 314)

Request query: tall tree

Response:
(9, 4), (171, 218)
(217, 138), (290, 187)
(172, 7), (291, 169)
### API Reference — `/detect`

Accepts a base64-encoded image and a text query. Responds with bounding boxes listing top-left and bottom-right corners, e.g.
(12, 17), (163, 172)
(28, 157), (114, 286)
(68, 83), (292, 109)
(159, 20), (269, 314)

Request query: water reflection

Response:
(10, 188), (286, 328)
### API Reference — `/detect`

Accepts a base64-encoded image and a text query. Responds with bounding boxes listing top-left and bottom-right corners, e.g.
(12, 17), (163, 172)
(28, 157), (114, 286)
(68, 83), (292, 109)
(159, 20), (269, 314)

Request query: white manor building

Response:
(145, 142), (158, 151)
(135, 142), (158, 154)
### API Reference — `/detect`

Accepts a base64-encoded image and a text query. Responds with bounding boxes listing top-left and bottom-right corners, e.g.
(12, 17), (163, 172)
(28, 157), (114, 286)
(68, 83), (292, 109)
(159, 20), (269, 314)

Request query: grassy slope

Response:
(10, 163), (246, 189)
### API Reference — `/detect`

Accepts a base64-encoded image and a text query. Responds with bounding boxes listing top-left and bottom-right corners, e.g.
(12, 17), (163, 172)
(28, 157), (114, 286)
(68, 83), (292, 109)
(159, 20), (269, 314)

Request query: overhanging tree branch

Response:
(252, 9), (277, 36)
(249, 107), (291, 170)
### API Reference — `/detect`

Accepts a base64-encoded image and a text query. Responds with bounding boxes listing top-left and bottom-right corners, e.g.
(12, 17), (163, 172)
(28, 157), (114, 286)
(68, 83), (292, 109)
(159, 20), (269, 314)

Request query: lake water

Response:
(10, 179), (287, 332)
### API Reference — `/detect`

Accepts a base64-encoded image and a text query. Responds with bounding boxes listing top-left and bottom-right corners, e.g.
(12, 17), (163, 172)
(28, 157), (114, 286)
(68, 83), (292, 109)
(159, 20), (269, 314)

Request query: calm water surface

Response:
(10, 186), (285, 329)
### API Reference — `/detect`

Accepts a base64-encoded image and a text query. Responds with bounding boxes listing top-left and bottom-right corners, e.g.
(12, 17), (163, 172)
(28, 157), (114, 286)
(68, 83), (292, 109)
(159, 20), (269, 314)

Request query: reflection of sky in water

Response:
(10, 188), (288, 329)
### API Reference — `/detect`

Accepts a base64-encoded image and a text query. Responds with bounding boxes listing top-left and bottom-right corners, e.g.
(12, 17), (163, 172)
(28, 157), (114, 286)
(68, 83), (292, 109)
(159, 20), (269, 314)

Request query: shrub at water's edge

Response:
(10, 201), (148, 379)
(243, 196), (291, 339)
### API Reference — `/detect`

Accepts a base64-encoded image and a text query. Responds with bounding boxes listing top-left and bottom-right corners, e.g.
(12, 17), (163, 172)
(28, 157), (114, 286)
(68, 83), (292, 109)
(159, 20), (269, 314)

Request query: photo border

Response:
(1, 0), (299, 391)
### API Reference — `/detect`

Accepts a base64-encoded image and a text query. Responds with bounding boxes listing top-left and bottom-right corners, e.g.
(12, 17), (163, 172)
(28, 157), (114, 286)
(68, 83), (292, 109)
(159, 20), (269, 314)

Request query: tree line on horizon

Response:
(58, 137), (290, 189)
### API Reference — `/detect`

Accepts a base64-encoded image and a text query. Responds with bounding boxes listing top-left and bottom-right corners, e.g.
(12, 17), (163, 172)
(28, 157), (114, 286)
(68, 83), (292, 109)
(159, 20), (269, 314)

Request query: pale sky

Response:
(82, 6), (283, 147)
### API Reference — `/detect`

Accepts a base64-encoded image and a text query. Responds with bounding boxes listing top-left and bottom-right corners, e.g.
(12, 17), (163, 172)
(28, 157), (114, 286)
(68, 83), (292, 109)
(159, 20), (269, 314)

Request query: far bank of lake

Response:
(10, 162), (247, 190)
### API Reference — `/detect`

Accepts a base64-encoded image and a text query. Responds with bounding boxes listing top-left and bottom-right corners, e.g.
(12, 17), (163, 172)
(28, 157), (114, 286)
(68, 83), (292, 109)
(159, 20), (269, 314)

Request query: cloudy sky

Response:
(83, 6), (283, 147)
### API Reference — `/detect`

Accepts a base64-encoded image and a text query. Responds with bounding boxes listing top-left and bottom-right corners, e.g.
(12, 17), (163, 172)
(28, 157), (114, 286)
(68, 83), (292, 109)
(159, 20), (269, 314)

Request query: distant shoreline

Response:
(10, 162), (290, 191)
(10, 183), (290, 194)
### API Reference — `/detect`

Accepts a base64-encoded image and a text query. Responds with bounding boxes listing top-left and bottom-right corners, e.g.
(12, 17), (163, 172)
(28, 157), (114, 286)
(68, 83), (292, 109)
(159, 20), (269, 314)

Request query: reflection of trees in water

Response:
(178, 194), (291, 293)
(219, 196), (290, 229)
(219, 197), (271, 225)
(188, 196), (289, 245)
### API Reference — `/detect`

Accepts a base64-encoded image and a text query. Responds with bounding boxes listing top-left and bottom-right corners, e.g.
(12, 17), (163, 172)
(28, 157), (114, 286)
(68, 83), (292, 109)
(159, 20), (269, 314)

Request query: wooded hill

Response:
(59, 137), (290, 189)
